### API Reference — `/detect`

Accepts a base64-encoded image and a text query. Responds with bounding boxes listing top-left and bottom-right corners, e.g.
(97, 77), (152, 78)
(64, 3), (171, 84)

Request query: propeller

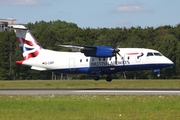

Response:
(114, 48), (121, 64)
(113, 48), (125, 66)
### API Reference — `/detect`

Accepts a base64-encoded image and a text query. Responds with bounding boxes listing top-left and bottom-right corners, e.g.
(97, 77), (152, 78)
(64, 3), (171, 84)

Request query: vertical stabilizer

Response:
(12, 25), (42, 60)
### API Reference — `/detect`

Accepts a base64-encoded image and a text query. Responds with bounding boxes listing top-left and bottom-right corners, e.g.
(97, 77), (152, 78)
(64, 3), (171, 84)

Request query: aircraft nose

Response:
(166, 58), (174, 67)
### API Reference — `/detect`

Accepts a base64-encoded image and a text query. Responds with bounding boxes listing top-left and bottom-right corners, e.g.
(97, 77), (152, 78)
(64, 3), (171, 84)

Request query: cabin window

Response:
(147, 52), (153, 57)
(80, 59), (82, 62)
(99, 58), (101, 61)
(86, 59), (88, 62)
(92, 58), (94, 62)
(103, 58), (105, 61)
(154, 52), (162, 56)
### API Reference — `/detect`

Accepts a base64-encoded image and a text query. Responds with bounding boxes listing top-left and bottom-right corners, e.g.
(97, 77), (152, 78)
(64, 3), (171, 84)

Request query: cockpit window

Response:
(154, 52), (162, 56)
(147, 52), (153, 57)
(147, 52), (163, 57)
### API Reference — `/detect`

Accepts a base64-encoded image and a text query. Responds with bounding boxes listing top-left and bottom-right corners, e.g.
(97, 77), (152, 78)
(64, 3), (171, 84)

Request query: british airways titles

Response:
(90, 60), (130, 67)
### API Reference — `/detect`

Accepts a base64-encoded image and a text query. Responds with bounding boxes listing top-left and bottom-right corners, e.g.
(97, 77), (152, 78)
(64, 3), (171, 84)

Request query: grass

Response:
(0, 95), (180, 120)
(0, 79), (180, 89)
(0, 79), (180, 120)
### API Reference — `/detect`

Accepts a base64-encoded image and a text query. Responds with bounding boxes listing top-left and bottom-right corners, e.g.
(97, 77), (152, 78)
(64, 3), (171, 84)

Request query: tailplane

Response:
(12, 25), (42, 60)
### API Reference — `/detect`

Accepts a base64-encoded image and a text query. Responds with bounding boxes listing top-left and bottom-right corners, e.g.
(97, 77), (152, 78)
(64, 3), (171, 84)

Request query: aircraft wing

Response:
(58, 44), (95, 49)
(58, 44), (120, 58)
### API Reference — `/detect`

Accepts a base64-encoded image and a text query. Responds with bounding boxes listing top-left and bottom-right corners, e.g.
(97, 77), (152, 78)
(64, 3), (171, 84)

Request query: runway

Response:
(0, 89), (180, 95)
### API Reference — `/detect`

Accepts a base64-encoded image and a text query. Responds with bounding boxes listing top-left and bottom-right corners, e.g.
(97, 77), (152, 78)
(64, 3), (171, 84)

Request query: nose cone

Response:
(165, 58), (174, 67)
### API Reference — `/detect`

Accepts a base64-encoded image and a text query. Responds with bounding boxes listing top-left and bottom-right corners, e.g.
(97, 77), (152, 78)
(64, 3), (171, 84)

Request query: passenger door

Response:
(69, 58), (75, 71)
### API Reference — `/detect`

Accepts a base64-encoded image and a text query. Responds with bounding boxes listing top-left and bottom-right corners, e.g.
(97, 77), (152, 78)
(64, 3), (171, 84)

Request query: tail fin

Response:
(12, 25), (42, 60)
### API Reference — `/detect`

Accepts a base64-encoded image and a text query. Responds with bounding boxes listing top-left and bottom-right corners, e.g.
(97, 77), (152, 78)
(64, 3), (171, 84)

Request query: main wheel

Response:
(106, 76), (112, 82)
(93, 76), (99, 81)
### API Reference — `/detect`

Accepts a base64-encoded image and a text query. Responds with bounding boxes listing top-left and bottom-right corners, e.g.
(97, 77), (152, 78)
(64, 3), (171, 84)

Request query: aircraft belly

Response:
(37, 62), (172, 74)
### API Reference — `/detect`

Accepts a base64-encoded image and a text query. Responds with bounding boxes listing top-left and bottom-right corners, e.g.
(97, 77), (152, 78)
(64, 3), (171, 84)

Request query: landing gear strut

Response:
(157, 72), (161, 77)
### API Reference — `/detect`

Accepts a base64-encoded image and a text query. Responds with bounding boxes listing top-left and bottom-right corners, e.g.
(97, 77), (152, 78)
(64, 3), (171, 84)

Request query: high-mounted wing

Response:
(58, 44), (121, 58)
(58, 44), (94, 52)
(58, 44), (85, 49)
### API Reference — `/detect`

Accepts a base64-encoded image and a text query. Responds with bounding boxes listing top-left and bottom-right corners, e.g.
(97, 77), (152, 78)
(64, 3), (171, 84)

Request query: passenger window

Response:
(154, 52), (162, 56)
(147, 52), (153, 57)
(86, 59), (88, 62)
(80, 59), (82, 62)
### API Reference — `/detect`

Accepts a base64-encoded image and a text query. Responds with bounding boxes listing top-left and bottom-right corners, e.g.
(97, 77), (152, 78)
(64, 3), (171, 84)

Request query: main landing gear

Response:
(106, 75), (112, 82)
(93, 76), (99, 81)
(93, 75), (112, 82)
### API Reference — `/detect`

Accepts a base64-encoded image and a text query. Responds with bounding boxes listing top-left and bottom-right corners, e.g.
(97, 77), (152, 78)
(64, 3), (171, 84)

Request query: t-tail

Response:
(12, 25), (42, 61)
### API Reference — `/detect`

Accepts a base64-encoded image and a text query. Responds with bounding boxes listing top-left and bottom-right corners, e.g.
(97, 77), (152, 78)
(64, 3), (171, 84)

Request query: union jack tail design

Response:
(13, 25), (42, 60)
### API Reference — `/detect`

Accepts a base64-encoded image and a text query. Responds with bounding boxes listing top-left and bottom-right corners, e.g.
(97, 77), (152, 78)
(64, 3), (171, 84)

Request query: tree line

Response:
(0, 20), (179, 80)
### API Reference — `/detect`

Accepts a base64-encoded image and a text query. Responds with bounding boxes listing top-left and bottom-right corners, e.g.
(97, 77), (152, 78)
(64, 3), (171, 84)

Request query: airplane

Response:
(11, 25), (174, 82)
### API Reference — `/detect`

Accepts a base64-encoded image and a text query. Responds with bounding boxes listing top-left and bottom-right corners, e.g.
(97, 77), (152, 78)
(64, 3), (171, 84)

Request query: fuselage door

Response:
(69, 58), (75, 71)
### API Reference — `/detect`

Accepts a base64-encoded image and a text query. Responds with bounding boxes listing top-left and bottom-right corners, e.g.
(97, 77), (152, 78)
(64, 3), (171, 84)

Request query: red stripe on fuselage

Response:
(126, 53), (139, 55)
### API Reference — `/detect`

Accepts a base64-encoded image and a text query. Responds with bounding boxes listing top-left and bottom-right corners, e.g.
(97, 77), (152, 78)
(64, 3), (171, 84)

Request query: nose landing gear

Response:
(154, 69), (161, 77)
(157, 72), (161, 77)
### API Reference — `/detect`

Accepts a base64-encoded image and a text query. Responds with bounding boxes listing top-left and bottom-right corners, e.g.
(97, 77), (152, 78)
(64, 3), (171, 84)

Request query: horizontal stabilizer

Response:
(9, 25), (28, 30)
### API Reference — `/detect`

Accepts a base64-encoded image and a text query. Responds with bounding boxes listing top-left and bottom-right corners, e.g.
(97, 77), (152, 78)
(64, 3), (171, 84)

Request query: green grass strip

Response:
(0, 80), (180, 89)
(0, 95), (180, 120)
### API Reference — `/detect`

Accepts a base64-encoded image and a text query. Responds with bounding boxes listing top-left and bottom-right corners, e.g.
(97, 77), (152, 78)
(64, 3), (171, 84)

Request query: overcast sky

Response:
(0, 0), (179, 28)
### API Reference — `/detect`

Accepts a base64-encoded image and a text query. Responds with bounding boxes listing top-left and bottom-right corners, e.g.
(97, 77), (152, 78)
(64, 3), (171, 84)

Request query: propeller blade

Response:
(114, 48), (119, 64)
(115, 55), (117, 64)
(114, 48), (120, 53)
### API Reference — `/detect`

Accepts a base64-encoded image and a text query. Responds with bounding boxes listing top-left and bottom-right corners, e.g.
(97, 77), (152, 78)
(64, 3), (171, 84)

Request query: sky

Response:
(0, 0), (180, 28)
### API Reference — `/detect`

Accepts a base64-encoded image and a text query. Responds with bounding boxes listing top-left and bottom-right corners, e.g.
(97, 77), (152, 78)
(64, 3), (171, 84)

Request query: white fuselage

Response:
(21, 48), (173, 75)
(12, 25), (174, 81)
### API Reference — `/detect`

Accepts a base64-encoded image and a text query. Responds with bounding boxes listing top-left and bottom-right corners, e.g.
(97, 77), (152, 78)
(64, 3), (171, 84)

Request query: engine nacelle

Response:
(80, 46), (115, 57)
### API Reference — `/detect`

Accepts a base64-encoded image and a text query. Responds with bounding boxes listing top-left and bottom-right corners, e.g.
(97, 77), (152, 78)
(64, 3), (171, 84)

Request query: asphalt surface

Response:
(0, 89), (180, 95)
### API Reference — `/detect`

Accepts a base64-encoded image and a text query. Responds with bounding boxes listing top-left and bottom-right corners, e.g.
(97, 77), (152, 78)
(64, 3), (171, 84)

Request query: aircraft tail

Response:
(12, 25), (42, 60)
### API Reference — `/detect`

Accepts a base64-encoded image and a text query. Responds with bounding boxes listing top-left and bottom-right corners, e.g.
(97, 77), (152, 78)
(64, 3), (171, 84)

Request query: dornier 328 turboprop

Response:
(12, 25), (174, 82)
